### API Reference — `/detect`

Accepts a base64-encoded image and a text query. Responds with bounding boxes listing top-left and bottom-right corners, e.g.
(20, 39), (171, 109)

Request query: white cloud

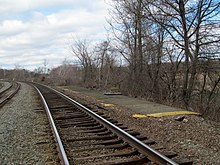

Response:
(0, 0), (110, 70)
(0, 20), (28, 36)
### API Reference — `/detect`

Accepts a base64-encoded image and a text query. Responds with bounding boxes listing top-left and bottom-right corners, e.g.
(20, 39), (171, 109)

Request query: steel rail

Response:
(40, 84), (179, 165)
(0, 82), (13, 96)
(33, 86), (70, 165)
(0, 82), (20, 107)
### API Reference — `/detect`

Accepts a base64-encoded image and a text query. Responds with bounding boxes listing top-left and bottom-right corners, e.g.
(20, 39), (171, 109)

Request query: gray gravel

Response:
(0, 83), (59, 165)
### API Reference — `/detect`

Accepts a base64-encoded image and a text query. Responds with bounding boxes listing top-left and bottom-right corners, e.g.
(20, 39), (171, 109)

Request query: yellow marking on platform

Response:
(101, 103), (115, 107)
(133, 111), (200, 118)
(132, 114), (147, 118)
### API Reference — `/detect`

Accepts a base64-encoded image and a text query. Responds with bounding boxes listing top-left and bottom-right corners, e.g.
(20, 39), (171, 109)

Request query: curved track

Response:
(0, 81), (20, 107)
(33, 83), (192, 165)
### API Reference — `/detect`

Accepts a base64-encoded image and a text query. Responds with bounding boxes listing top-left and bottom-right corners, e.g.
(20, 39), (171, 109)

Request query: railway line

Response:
(0, 81), (20, 107)
(32, 83), (193, 165)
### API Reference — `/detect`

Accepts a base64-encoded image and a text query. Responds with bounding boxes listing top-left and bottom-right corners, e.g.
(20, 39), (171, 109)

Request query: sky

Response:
(0, 0), (111, 71)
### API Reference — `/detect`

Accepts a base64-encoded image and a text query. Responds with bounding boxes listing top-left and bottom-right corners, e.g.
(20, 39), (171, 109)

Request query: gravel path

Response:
(0, 83), (58, 164)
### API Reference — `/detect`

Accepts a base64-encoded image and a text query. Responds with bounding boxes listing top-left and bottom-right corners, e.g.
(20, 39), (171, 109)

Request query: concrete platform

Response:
(62, 86), (200, 117)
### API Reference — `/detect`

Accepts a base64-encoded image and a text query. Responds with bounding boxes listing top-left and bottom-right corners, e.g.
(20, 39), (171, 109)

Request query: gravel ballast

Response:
(58, 86), (220, 165)
(0, 83), (219, 164)
(0, 83), (58, 164)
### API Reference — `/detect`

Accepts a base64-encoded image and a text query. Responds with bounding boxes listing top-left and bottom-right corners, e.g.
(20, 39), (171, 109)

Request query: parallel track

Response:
(33, 83), (192, 165)
(0, 81), (20, 107)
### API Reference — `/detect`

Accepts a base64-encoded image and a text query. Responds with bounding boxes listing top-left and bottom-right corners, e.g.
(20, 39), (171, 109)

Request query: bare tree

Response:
(70, 37), (96, 87)
(94, 40), (120, 89)
(144, 0), (220, 107)
(109, 0), (171, 100)
(43, 59), (48, 74)
(109, 0), (151, 96)
(50, 63), (80, 85)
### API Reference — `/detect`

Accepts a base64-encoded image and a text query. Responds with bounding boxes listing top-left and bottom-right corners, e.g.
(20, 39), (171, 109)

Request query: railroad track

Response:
(0, 81), (20, 107)
(33, 83), (193, 165)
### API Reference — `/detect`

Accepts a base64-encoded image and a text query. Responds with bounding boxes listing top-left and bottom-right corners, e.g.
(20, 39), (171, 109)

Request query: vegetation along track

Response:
(0, 81), (20, 107)
(33, 83), (193, 165)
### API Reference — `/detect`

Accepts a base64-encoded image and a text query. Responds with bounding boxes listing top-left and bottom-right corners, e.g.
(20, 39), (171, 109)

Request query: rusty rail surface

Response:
(33, 83), (192, 165)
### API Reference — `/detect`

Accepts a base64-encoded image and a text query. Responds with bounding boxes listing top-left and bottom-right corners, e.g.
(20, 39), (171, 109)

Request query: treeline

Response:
(0, 68), (40, 82)
(66, 0), (220, 121)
